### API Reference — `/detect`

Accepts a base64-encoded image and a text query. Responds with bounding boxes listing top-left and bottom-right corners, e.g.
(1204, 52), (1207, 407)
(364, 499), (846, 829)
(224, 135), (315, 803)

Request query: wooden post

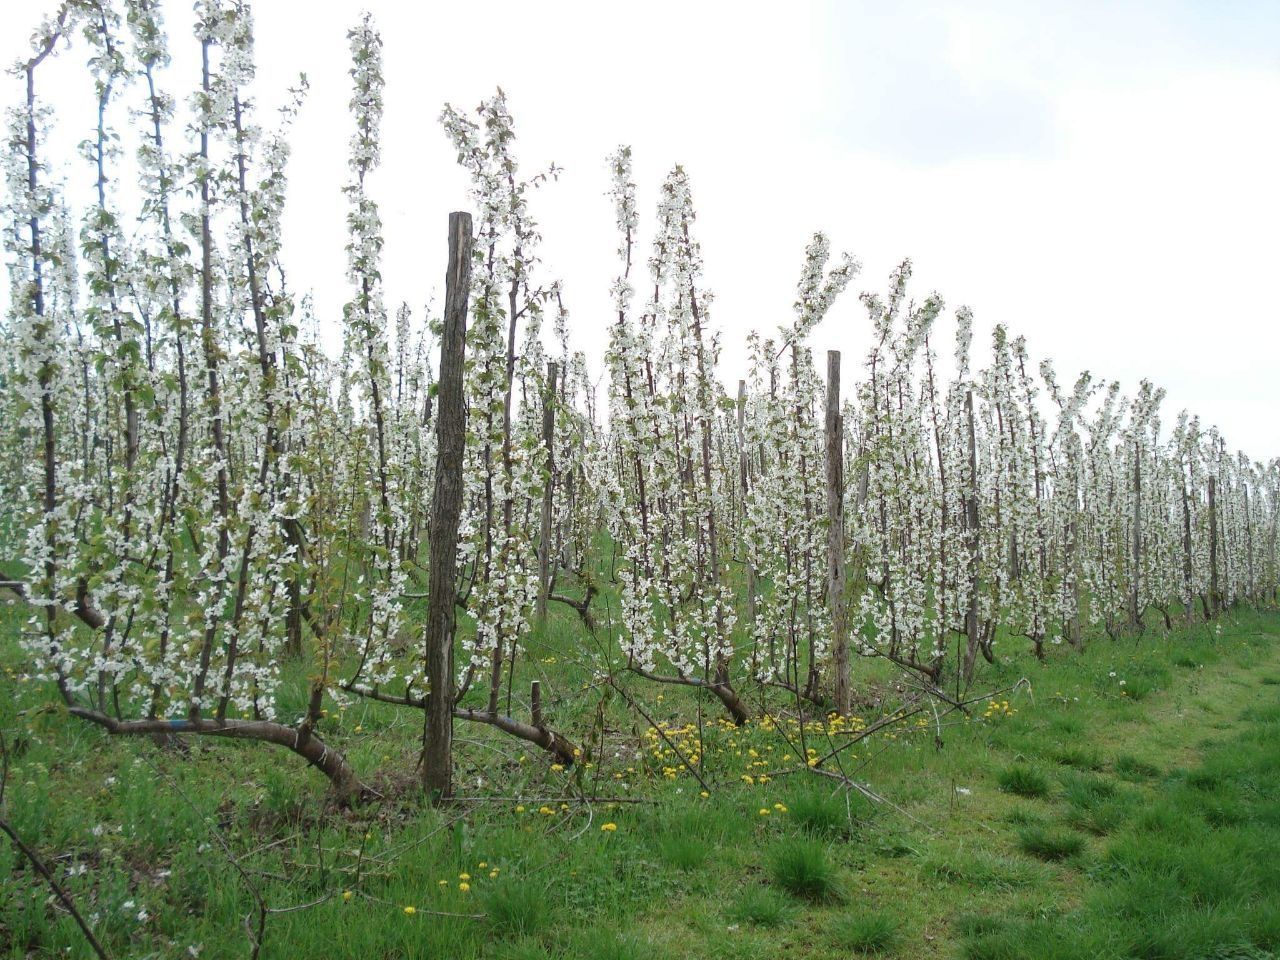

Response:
(826, 352), (851, 716)
(423, 212), (472, 801)
(1066, 518), (1082, 648)
(1208, 474), (1219, 618)
(531, 680), (543, 730)
(536, 361), (558, 619)
(1244, 481), (1255, 603)
(1130, 437), (1142, 630)
(962, 389), (981, 682)
(738, 380), (757, 638)
(1181, 480), (1195, 625)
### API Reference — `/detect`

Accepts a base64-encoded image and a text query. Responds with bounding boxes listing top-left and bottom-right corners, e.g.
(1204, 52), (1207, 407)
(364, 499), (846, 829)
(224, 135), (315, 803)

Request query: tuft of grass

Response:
(1260, 674), (1280, 686)
(484, 879), (552, 937)
(1114, 754), (1161, 781)
(563, 929), (645, 960)
(656, 833), (708, 870)
(725, 886), (795, 927)
(1003, 806), (1044, 827)
(769, 839), (839, 900)
(1051, 745), (1105, 771)
(828, 910), (900, 953)
(955, 913), (1009, 938)
(1065, 799), (1132, 836)
(962, 915), (1123, 960)
(997, 765), (1051, 798)
(923, 845), (1049, 888)
(786, 786), (870, 838)
(490, 937), (554, 960)
(1017, 825), (1085, 862)
(1059, 770), (1117, 807)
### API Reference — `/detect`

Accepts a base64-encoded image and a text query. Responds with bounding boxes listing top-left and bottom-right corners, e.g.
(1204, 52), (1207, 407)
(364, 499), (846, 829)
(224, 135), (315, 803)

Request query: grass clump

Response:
(997, 765), (1051, 798)
(563, 929), (644, 960)
(1051, 745), (1105, 771)
(787, 786), (870, 838)
(1017, 825), (1085, 862)
(770, 839), (839, 900)
(1114, 754), (1161, 781)
(1059, 770), (1117, 806)
(485, 879), (552, 936)
(828, 910), (900, 953)
(923, 845), (1048, 888)
(726, 886), (795, 927)
(656, 833), (708, 870)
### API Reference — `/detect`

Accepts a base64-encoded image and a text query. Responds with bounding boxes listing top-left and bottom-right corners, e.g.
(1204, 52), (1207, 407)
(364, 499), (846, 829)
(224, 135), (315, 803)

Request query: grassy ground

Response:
(1, 604), (1278, 959)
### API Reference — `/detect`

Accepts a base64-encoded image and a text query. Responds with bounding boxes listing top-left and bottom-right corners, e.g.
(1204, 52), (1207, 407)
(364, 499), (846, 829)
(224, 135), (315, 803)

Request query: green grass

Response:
(1, 602), (1279, 959)
(656, 833), (709, 870)
(1113, 753), (1160, 781)
(484, 879), (553, 936)
(786, 784), (870, 838)
(1016, 825), (1085, 861)
(769, 839), (839, 900)
(997, 765), (1052, 798)
(827, 909), (900, 953)
(726, 886), (795, 927)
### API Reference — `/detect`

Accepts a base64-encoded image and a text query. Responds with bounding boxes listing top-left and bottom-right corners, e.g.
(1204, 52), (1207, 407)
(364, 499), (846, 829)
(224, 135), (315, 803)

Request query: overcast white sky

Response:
(5, 1), (1279, 456)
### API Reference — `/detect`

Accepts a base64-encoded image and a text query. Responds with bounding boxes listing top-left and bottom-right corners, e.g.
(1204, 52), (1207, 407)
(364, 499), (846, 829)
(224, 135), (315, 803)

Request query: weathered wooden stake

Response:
(826, 352), (851, 716)
(423, 212), (472, 801)
(536, 361), (558, 619)
(1181, 479), (1195, 625)
(962, 389), (981, 681)
(1129, 437), (1142, 630)
(1208, 474), (1220, 618)
(531, 680), (543, 730)
(738, 380), (757, 639)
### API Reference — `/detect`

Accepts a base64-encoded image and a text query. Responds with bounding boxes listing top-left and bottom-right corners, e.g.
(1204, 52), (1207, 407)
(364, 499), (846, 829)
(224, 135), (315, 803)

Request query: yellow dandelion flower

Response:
(601, 822), (618, 832)
(342, 890), (353, 903)
(458, 882), (471, 893)
(403, 906), (416, 916)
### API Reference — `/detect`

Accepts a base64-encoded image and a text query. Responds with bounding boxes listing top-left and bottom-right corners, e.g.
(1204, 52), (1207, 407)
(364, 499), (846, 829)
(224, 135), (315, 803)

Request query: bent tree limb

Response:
(67, 708), (371, 805)
(3, 567), (371, 804)
(453, 707), (577, 766)
(627, 663), (750, 725)
(0, 565), (106, 631)
(346, 683), (581, 767)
